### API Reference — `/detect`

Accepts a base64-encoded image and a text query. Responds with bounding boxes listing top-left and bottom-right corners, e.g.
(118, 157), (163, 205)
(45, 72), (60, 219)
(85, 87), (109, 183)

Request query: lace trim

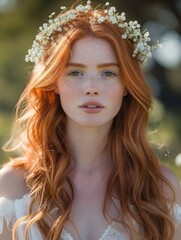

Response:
(99, 221), (128, 240)
(61, 222), (128, 240)
(0, 193), (180, 239)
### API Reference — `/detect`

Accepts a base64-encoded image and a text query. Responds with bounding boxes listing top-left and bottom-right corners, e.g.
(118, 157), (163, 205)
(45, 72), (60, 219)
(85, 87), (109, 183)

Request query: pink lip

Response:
(79, 101), (105, 113)
(79, 101), (105, 108)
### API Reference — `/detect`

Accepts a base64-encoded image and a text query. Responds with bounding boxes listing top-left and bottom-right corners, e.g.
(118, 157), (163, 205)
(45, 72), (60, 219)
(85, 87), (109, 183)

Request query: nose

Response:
(83, 74), (100, 95)
(84, 87), (99, 95)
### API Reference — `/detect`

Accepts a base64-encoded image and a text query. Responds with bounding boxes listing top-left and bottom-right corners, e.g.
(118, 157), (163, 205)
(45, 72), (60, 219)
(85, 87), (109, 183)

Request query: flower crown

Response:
(25, 1), (160, 63)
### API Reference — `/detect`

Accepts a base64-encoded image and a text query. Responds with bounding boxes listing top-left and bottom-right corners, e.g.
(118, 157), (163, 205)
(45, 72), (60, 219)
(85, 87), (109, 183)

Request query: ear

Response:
(123, 88), (128, 96)
(54, 86), (59, 94)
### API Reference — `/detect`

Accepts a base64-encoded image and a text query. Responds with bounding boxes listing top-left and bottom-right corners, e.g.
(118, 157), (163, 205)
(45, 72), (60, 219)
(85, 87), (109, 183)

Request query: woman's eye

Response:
(101, 71), (117, 77)
(68, 71), (83, 77)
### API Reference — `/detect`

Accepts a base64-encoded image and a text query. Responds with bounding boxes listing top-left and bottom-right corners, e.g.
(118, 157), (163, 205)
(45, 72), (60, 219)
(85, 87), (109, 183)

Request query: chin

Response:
(69, 118), (113, 128)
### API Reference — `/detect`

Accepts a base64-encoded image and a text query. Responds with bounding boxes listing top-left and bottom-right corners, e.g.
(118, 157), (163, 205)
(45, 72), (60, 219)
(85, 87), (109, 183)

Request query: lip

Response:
(79, 101), (105, 113)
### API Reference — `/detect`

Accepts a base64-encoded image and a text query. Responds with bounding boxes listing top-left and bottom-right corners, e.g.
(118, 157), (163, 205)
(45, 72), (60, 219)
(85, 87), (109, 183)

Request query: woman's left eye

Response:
(101, 71), (117, 77)
(67, 71), (83, 77)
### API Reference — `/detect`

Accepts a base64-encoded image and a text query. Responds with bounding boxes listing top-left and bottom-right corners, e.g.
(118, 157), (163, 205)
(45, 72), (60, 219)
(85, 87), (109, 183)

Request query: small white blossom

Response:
(86, 5), (91, 10)
(97, 15), (106, 23)
(49, 12), (56, 18)
(76, 5), (84, 11)
(42, 40), (48, 45)
(60, 6), (66, 11)
(144, 32), (149, 38)
(36, 35), (42, 41)
(108, 10), (113, 16)
(137, 43), (145, 50)
(110, 7), (116, 12)
(117, 14), (125, 21)
(48, 19), (54, 24)
(67, 12), (76, 19)
(109, 16), (117, 24)
(105, 2), (110, 6)
(122, 34), (127, 39)
(57, 27), (62, 32)
(43, 23), (48, 28)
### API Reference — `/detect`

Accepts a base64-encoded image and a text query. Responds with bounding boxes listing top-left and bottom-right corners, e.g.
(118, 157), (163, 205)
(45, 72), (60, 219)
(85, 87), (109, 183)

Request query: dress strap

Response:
(0, 194), (29, 233)
(0, 197), (16, 233)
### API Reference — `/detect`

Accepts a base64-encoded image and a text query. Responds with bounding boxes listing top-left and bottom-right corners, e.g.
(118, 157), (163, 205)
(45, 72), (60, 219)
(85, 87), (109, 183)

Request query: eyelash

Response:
(67, 71), (83, 77)
(101, 71), (117, 77)
(67, 70), (117, 77)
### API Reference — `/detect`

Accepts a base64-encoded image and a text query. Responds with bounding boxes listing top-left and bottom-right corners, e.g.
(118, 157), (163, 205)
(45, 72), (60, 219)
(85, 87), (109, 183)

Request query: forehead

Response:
(68, 36), (118, 64)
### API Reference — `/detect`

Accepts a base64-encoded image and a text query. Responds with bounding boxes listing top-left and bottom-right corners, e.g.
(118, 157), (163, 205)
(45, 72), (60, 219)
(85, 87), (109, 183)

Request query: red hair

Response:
(4, 9), (175, 240)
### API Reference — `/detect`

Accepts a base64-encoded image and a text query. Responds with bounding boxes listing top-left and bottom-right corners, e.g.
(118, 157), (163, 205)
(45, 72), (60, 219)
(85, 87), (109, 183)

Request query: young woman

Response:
(0, 1), (180, 240)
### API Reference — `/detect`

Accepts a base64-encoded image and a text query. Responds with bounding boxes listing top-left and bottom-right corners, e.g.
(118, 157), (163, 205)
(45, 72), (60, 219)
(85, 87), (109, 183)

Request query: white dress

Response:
(0, 193), (180, 240)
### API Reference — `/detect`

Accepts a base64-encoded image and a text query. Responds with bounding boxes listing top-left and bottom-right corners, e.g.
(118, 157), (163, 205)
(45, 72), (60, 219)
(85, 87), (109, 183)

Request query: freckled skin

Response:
(56, 36), (127, 127)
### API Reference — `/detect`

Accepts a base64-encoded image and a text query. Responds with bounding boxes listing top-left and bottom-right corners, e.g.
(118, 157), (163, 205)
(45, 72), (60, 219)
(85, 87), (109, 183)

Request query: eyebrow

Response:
(66, 63), (119, 68)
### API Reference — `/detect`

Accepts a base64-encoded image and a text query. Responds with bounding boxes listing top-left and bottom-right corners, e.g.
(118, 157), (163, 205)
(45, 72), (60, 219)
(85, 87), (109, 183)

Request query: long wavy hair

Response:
(3, 7), (175, 240)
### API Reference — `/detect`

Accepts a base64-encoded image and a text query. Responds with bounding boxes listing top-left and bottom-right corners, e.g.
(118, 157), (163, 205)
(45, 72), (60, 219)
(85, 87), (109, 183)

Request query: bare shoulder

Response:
(0, 163), (29, 199)
(160, 164), (181, 204)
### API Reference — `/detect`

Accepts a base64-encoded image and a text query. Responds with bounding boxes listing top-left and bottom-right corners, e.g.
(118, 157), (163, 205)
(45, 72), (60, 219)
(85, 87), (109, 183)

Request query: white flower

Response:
(144, 32), (149, 38)
(57, 27), (62, 32)
(118, 23), (125, 28)
(54, 18), (60, 24)
(122, 34), (127, 39)
(109, 16), (117, 24)
(67, 12), (76, 19)
(110, 7), (116, 12)
(108, 10), (113, 16)
(97, 15), (106, 23)
(49, 12), (56, 18)
(43, 23), (48, 28)
(76, 5), (84, 11)
(48, 19), (54, 24)
(87, 0), (91, 4)
(36, 35), (42, 41)
(86, 5), (91, 10)
(60, 6), (66, 10)
(117, 14), (125, 21)
(137, 43), (145, 51)
(105, 2), (110, 6)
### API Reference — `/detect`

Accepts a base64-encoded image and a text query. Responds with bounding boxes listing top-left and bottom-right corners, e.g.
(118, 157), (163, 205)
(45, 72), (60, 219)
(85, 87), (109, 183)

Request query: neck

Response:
(66, 119), (113, 173)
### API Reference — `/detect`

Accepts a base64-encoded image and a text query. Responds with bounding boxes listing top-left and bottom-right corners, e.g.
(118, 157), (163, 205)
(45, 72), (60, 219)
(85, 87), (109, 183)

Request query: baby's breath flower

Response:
(109, 16), (117, 24)
(97, 15), (106, 24)
(110, 7), (116, 12)
(108, 10), (114, 16)
(60, 6), (66, 10)
(25, 1), (158, 63)
(122, 34), (127, 39)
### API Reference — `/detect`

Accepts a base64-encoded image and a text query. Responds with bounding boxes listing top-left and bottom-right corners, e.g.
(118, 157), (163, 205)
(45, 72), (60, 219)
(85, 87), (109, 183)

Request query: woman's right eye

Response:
(67, 71), (83, 77)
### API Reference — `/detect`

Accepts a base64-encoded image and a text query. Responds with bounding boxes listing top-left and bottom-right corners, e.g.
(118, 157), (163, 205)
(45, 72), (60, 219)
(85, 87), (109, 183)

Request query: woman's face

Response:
(56, 36), (127, 127)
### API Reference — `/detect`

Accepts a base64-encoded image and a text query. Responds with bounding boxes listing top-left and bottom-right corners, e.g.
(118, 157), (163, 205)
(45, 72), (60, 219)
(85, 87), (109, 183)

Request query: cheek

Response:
(58, 81), (80, 98)
(104, 82), (125, 102)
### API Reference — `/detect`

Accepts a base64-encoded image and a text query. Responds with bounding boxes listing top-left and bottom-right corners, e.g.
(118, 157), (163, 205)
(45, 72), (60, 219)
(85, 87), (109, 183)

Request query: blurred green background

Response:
(0, 0), (181, 178)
